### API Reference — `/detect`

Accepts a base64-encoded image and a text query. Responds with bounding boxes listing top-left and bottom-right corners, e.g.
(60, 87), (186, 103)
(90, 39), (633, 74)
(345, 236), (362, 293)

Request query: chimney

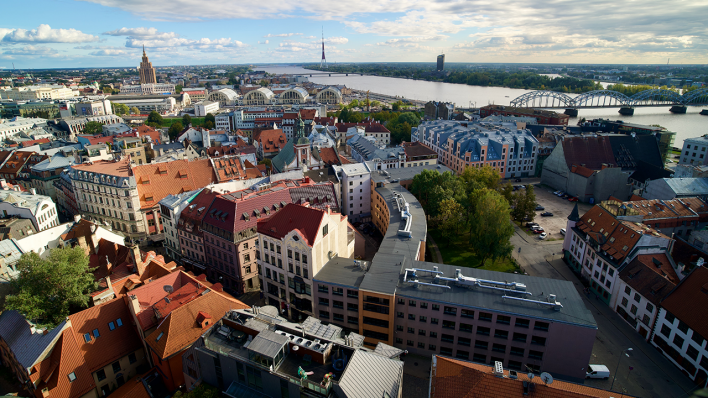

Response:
(128, 294), (141, 315)
(30, 188), (37, 195)
(105, 276), (113, 292)
(74, 214), (81, 223)
(326, 205), (331, 215)
(127, 240), (145, 276)
(211, 283), (223, 292)
(90, 224), (100, 254)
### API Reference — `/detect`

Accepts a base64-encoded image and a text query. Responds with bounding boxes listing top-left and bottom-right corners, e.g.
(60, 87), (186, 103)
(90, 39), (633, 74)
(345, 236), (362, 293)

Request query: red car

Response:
(532, 228), (545, 234)
(568, 197), (579, 202)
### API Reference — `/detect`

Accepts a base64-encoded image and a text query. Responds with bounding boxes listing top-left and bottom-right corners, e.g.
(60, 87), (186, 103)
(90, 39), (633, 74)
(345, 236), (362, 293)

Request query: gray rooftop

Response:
(0, 311), (66, 370)
(313, 257), (368, 289)
(396, 261), (597, 328)
(370, 163), (452, 183)
(248, 329), (289, 358)
(663, 178), (708, 196)
(336, 350), (403, 398)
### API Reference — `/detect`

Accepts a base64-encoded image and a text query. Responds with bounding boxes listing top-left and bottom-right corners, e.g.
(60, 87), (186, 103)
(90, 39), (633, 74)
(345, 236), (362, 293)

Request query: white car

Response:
(586, 364), (610, 379)
(539, 232), (548, 239)
(560, 228), (566, 235)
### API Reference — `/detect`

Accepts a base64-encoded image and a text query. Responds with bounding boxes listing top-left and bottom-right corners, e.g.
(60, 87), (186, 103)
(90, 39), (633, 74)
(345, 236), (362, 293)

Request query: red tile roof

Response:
(257, 203), (326, 246)
(178, 189), (219, 236)
(403, 142), (437, 158)
(620, 254), (678, 306)
(318, 147), (343, 166)
(661, 266), (708, 341)
(144, 290), (248, 359)
(335, 120), (390, 133)
(19, 138), (50, 148)
(67, 298), (143, 373)
(33, 330), (95, 398)
(107, 374), (151, 398)
(72, 158), (132, 177)
(0, 150), (33, 175)
(561, 136), (616, 170)
(314, 116), (337, 125)
(211, 156), (246, 182)
(254, 129), (287, 154)
(132, 159), (217, 209)
(671, 237), (708, 272)
(283, 109), (317, 120)
(571, 164), (596, 178)
(431, 356), (634, 398)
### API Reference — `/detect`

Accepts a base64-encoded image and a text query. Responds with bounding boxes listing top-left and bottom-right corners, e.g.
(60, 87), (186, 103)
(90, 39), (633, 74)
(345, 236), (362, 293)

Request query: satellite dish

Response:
(540, 372), (554, 385)
(163, 285), (173, 293)
(292, 346), (299, 351)
(527, 373), (534, 380)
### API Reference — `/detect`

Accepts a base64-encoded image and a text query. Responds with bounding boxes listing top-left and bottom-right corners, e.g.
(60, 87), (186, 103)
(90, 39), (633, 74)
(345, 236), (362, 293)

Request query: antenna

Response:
(527, 372), (535, 380)
(540, 372), (554, 385)
(320, 26), (328, 70)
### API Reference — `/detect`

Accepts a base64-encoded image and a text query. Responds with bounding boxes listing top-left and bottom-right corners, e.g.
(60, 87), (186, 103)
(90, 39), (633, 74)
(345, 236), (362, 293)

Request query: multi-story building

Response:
(257, 203), (353, 322)
(337, 121), (391, 147)
(415, 120), (539, 178)
(402, 142), (438, 167)
(480, 105), (569, 126)
(0, 150), (34, 184)
(176, 188), (219, 271)
(253, 128), (287, 159)
(0, 85), (76, 101)
(333, 163), (372, 222)
(313, 164), (596, 382)
(75, 99), (113, 116)
(159, 188), (203, 262)
(424, 101), (454, 120)
(651, 266), (708, 385)
(0, 118), (49, 141)
(25, 152), (73, 201)
(563, 202), (673, 305)
(119, 83), (176, 95)
(194, 100), (219, 117)
(680, 135), (708, 166)
(57, 115), (123, 139)
(138, 46), (157, 84)
(0, 186), (59, 231)
(111, 97), (177, 113)
(54, 170), (79, 218)
(282, 109), (317, 140)
(180, 88), (207, 102)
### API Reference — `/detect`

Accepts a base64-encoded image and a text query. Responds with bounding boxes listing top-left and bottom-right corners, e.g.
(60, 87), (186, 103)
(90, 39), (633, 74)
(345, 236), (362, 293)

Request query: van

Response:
(560, 228), (566, 235)
(586, 364), (610, 379)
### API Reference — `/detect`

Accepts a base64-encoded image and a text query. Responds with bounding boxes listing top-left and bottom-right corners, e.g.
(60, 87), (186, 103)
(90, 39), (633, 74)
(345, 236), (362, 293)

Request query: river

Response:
(258, 65), (706, 148)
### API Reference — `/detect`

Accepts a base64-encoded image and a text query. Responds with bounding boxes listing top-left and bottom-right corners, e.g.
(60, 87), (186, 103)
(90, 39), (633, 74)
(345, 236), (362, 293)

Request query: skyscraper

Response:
(437, 53), (445, 71)
(138, 46), (157, 84)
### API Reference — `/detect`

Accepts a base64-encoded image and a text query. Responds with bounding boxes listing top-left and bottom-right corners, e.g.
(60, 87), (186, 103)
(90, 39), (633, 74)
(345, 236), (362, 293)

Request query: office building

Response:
(138, 46), (157, 84)
(437, 54), (445, 71)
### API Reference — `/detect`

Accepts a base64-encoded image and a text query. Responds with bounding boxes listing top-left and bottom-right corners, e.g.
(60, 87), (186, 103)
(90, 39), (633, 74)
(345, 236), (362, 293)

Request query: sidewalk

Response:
(426, 233), (443, 263)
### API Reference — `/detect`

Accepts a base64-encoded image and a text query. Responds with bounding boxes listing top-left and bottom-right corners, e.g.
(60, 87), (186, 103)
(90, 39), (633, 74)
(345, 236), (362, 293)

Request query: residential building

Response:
(176, 189), (219, 272)
(563, 203), (673, 305)
(0, 186), (59, 231)
(253, 128), (287, 159)
(194, 100), (219, 117)
(28, 151), (75, 201)
(159, 189), (203, 262)
(415, 120), (539, 178)
(282, 109), (317, 140)
(424, 101), (454, 120)
(333, 163), (372, 222)
(480, 105), (570, 125)
(138, 46), (157, 84)
(651, 266), (708, 385)
(0, 216), (36, 240)
(0, 85), (76, 101)
(678, 135), (708, 166)
(111, 97), (177, 113)
(402, 142), (438, 167)
(258, 203), (354, 322)
(54, 170), (79, 218)
(0, 150), (34, 184)
(119, 83), (176, 95)
(0, 238), (24, 282)
(643, 178), (708, 201)
(188, 307), (403, 397)
(347, 136), (403, 169)
(0, 117), (49, 140)
(429, 356), (637, 398)
(336, 121), (391, 147)
(75, 99), (113, 116)
(616, 196), (708, 238)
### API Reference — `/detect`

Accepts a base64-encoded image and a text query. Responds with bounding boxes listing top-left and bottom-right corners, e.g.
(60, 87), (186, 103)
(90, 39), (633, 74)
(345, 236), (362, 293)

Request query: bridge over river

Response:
(509, 88), (708, 115)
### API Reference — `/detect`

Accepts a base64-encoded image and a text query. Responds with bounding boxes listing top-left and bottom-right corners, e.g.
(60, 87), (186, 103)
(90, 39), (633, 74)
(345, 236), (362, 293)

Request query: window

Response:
(397, 312), (404, 318)
(318, 285), (328, 293)
(687, 345), (700, 361)
(444, 306), (457, 316)
(692, 333), (705, 347)
(479, 312), (492, 322)
(460, 323), (473, 333)
(440, 347), (453, 356)
(92, 329), (100, 338)
(333, 287), (343, 296)
(646, 302), (654, 313)
(621, 297), (628, 307)
(84, 333), (91, 343)
(395, 338), (403, 344)
(665, 312), (676, 324)
(333, 313), (344, 322)
(494, 330), (509, 339)
(630, 304), (638, 315)
(432, 304), (440, 311)
(673, 334), (685, 348)
(430, 332), (438, 338)
(528, 350), (544, 360)
(407, 340), (414, 346)
(531, 336), (546, 346)
(68, 372), (76, 382)
(456, 350), (470, 360)
(513, 333), (527, 343)
(642, 314), (650, 326)
(348, 303), (358, 312)
(96, 369), (106, 382)
(396, 325), (403, 332)
(458, 337), (471, 347)
(496, 315), (510, 325)
(347, 290), (358, 298)
(420, 302), (428, 309)
(515, 318), (530, 328)
(112, 361), (121, 373)
(477, 326), (490, 336)
(534, 321), (549, 332)
(419, 315), (427, 323)
(492, 343), (506, 353)
(510, 347), (525, 357)
(322, 224), (329, 236)
(473, 353), (487, 363)
(408, 327), (415, 334)
(431, 318), (439, 325)
(461, 309), (474, 319)
(624, 286), (631, 295)
(128, 352), (137, 364)
(442, 320), (456, 330)
(678, 321), (689, 334)
(333, 300), (344, 309)
(319, 298), (329, 306)
(475, 340), (489, 349)
(634, 293), (641, 302)
(661, 324), (672, 338)
(348, 316), (359, 325)
(409, 300), (416, 307)
(320, 311), (330, 319)
(408, 314), (415, 320)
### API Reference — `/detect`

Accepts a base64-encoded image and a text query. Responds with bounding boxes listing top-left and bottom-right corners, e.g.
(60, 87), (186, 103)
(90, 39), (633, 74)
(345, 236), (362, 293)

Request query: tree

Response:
(349, 99), (360, 108)
(371, 100), (381, 108)
(147, 111), (163, 126)
(205, 113), (215, 128)
(130, 106), (140, 115)
(182, 114), (192, 127)
(112, 103), (129, 116)
(392, 102), (401, 111)
(5, 247), (97, 328)
(204, 121), (214, 129)
(168, 122), (184, 141)
(338, 107), (350, 123)
(460, 165), (500, 191)
(83, 121), (103, 135)
(438, 198), (463, 240)
(175, 84), (183, 94)
(467, 190), (514, 267)
(397, 112), (420, 125)
(511, 185), (537, 222)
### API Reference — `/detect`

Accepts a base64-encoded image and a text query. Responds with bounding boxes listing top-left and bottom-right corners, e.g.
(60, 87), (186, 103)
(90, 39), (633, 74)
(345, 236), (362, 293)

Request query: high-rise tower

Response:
(437, 53), (445, 72)
(139, 46), (157, 84)
(320, 27), (328, 70)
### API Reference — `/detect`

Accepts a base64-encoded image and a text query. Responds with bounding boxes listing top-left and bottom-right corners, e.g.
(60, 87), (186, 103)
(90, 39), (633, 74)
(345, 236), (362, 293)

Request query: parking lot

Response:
(524, 184), (594, 241)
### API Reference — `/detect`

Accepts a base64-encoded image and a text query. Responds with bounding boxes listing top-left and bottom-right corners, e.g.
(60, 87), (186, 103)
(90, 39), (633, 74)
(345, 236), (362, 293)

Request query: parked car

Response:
(539, 232), (548, 239)
(557, 192), (565, 197)
(535, 205), (545, 211)
(560, 228), (566, 235)
(586, 364), (610, 379)
(541, 212), (553, 217)
(515, 178), (522, 182)
(532, 229), (545, 234)
(525, 222), (539, 228)
(553, 191), (561, 195)
(568, 197), (579, 202)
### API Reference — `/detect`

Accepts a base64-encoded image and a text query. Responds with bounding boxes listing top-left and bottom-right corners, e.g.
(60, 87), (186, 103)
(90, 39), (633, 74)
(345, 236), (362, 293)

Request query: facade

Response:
(75, 99), (113, 117)
(0, 187), (59, 231)
(58, 115), (123, 138)
(194, 100), (219, 117)
(0, 85), (76, 101)
(402, 142), (438, 167)
(253, 128), (287, 159)
(651, 266), (708, 385)
(111, 97), (176, 113)
(437, 54), (445, 71)
(333, 163), (372, 222)
(258, 203), (353, 322)
(28, 153), (75, 202)
(138, 47), (157, 84)
(159, 189), (203, 262)
(176, 189), (219, 272)
(415, 120), (539, 178)
(678, 135), (708, 166)
(315, 86), (342, 104)
(424, 101), (454, 120)
(206, 88), (239, 107)
(119, 83), (175, 95)
(480, 105), (569, 126)
(643, 178), (708, 201)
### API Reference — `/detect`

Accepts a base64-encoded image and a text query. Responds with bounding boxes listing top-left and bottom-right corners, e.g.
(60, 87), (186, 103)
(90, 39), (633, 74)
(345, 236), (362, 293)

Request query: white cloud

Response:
(264, 33), (302, 38)
(89, 48), (130, 56)
(104, 27), (247, 51)
(377, 35), (448, 46)
(103, 27), (178, 40)
(0, 24), (98, 43)
(258, 40), (270, 44)
(0, 45), (63, 59)
(324, 37), (348, 45)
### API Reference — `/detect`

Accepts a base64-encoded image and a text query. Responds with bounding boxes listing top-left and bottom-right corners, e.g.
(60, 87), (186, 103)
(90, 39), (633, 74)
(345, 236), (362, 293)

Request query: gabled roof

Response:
(0, 311), (66, 370)
(0, 150), (33, 174)
(178, 189), (219, 235)
(254, 129), (287, 154)
(132, 159), (217, 209)
(620, 254), (678, 306)
(257, 203), (326, 246)
(608, 135), (663, 169)
(661, 266), (708, 340)
(144, 290), (248, 359)
(270, 140), (295, 173)
(571, 164), (595, 178)
(336, 350), (403, 398)
(317, 147), (343, 166)
(561, 136), (617, 170)
(33, 329), (95, 398)
(430, 356), (634, 398)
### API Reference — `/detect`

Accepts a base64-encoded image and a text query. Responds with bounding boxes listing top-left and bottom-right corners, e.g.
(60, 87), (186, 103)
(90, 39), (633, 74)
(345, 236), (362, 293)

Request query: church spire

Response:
(142, 45), (145, 56)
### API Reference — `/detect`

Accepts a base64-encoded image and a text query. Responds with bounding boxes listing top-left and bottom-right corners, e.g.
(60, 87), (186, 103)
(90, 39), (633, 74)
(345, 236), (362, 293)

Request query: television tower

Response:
(320, 27), (328, 70)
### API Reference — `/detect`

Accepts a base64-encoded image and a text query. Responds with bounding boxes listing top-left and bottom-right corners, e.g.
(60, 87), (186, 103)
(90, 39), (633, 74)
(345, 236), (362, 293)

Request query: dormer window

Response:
(83, 333), (91, 343)
(68, 372), (76, 382)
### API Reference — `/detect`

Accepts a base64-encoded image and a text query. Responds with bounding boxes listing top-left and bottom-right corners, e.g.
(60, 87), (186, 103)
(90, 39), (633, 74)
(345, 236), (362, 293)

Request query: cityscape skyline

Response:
(0, 0), (707, 68)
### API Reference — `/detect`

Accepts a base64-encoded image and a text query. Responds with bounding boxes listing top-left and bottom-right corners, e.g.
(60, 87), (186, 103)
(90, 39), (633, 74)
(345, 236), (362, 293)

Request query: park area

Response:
(426, 227), (520, 273)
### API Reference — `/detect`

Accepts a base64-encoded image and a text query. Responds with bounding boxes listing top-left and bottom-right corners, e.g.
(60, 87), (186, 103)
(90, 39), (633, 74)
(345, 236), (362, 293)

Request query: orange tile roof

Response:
(211, 156), (246, 182)
(72, 158), (132, 177)
(67, 298), (143, 373)
(19, 138), (50, 148)
(620, 255), (677, 306)
(137, 125), (161, 144)
(34, 330), (95, 398)
(257, 203), (326, 246)
(661, 266), (708, 340)
(254, 129), (287, 154)
(144, 290), (248, 359)
(318, 147), (343, 166)
(571, 164), (596, 178)
(107, 374), (151, 398)
(132, 159), (217, 209)
(0, 150), (33, 175)
(431, 356), (635, 398)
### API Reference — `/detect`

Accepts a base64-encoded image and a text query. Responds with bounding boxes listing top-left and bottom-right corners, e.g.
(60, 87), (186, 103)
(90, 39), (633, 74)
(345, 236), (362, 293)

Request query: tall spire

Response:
(142, 45), (145, 56)
(320, 26), (327, 70)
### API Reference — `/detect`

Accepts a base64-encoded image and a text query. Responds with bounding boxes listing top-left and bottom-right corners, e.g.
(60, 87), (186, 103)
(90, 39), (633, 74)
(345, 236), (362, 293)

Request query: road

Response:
(513, 214), (696, 398)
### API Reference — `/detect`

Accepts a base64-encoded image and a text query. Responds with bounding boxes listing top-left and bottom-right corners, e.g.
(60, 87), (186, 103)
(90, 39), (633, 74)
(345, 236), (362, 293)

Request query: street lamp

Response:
(610, 348), (633, 391)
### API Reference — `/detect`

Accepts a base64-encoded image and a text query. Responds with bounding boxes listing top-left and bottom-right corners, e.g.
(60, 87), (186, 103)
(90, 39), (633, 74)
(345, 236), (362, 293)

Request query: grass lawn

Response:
(161, 117), (205, 128)
(429, 227), (519, 273)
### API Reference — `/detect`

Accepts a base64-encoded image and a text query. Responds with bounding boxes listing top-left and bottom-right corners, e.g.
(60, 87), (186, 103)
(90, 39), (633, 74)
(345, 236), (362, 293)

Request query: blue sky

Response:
(1, 0), (707, 69)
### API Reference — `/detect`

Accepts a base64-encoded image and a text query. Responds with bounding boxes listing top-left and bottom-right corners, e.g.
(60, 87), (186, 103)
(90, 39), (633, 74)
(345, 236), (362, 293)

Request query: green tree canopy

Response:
(467, 189), (514, 266)
(5, 247), (97, 328)
(168, 122), (184, 141)
(112, 103), (129, 116)
(182, 113), (192, 126)
(172, 384), (219, 398)
(175, 84), (183, 94)
(204, 113), (215, 128)
(147, 111), (164, 126)
(83, 121), (103, 136)
(130, 106), (140, 115)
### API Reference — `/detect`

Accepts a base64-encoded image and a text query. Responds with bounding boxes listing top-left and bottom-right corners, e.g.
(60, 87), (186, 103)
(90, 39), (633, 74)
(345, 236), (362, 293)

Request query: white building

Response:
(678, 135), (708, 166)
(0, 118), (49, 141)
(333, 163), (372, 222)
(112, 97), (177, 114)
(0, 85), (76, 101)
(257, 203), (353, 321)
(75, 99), (113, 116)
(0, 186), (59, 231)
(119, 83), (176, 95)
(194, 100), (219, 117)
(158, 189), (203, 261)
(206, 88), (239, 107)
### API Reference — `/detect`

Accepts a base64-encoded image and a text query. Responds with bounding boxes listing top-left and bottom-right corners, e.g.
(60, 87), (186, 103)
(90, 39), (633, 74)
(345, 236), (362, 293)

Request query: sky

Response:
(1, 0), (707, 69)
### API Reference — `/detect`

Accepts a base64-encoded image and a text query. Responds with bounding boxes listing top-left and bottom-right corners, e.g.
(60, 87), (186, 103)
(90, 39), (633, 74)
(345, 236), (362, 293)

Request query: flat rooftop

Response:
(313, 257), (369, 289)
(396, 261), (597, 328)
